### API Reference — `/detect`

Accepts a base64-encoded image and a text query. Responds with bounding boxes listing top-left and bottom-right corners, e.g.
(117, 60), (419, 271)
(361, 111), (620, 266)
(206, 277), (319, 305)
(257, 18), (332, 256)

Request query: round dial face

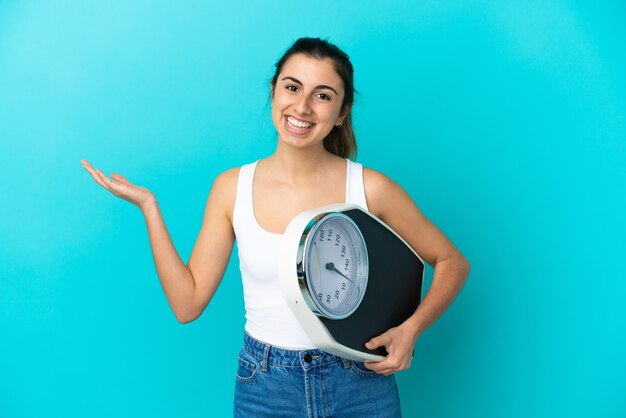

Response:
(304, 213), (369, 319)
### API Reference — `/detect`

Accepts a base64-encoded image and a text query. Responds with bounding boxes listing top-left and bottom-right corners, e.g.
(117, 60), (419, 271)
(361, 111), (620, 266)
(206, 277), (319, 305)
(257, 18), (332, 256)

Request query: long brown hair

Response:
(270, 37), (358, 160)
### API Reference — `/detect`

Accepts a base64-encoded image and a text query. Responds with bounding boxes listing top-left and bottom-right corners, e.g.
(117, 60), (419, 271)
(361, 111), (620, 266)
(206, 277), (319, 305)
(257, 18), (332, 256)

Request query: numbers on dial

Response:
(304, 213), (369, 320)
(307, 215), (368, 319)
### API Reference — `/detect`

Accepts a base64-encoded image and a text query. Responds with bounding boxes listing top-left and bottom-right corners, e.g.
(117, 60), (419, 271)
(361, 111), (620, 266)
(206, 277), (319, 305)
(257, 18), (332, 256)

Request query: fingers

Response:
(364, 359), (387, 371)
(363, 334), (393, 374)
(363, 360), (396, 376)
(80, 160), (121, 194)
(362, 326), (415, 375)
(96, 169), (117, 189)
(364, 359), (404, 375)
(81, 160), (108, 189)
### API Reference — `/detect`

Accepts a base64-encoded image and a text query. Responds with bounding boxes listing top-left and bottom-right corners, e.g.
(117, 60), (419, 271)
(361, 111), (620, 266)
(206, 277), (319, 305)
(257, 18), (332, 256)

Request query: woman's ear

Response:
(341, 103), (353, 118)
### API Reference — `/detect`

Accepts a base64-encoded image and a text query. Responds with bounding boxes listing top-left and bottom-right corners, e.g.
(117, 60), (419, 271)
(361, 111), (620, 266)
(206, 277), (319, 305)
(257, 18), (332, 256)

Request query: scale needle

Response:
(325, 262), (353, 283)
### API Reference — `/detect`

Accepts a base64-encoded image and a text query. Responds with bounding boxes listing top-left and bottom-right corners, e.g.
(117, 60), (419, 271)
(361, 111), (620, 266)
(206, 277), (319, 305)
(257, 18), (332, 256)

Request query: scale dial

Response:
(299, 212), (369, 320)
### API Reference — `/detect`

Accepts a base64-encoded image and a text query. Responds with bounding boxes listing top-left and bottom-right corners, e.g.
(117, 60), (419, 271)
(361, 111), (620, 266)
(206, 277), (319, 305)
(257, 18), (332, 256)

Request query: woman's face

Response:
(271, 53), (346, 150)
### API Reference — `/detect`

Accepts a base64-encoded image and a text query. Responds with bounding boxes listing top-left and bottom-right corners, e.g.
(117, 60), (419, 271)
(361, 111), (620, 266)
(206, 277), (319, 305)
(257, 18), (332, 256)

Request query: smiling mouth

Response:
(285, 115), (315, 132)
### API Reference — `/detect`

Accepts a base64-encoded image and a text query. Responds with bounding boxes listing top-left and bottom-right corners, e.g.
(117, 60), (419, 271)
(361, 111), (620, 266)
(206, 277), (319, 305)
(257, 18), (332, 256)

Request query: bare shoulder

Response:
(207, 166), (240, 224)
(363, 166), (466, 267)
(362, 167), (413, 220)
(213, 166), (240, 190)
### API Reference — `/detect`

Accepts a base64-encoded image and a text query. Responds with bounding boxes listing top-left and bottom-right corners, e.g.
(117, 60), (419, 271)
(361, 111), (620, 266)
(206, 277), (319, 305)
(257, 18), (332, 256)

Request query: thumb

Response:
(365, 334), (388, 350)
(111, 173), (132, 186)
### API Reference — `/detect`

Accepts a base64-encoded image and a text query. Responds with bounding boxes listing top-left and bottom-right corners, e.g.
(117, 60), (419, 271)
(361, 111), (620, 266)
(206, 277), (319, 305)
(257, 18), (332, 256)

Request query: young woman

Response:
(82, 37), (469, 417)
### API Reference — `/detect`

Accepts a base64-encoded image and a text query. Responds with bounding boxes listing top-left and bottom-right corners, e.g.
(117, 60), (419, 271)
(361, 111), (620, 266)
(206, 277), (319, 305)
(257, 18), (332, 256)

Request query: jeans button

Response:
(304, 354), (312, 363)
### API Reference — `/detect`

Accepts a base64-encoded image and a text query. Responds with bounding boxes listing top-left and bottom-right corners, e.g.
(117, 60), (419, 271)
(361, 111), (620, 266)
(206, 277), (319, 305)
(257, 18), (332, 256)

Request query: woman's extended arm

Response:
(81, 160), (237, 323)
(361, 168), (471, 375)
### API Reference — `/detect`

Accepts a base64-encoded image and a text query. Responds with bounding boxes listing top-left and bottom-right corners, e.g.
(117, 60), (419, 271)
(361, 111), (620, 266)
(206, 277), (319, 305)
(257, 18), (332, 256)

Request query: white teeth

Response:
(287, 116), (313, 129)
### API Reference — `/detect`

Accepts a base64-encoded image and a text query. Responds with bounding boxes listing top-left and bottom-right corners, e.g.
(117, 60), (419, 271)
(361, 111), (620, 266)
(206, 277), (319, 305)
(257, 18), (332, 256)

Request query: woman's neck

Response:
(266, 141), (338, 186)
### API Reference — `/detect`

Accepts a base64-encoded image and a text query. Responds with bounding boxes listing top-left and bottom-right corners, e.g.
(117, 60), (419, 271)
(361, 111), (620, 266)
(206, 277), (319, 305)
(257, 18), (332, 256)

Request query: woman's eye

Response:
(286, 85), (298, 92)
(318, 93), (331, 101)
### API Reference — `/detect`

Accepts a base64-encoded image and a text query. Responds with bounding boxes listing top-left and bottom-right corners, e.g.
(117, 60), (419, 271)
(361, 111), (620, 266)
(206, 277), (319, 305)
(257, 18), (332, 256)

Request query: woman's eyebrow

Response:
(281, 76), (338, 95)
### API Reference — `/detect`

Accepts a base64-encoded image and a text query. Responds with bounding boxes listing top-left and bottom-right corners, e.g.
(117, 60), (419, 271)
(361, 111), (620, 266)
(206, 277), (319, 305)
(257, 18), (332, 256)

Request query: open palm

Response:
(81, 159), (156, 211)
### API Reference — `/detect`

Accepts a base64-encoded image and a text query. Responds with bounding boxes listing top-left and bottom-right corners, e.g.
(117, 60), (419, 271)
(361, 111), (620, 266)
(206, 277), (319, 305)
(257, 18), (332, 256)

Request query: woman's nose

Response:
(293, 95), (312, 115)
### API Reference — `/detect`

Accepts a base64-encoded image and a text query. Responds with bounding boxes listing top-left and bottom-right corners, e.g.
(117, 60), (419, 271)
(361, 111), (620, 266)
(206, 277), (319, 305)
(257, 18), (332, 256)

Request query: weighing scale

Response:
(279, 203), (425, 361)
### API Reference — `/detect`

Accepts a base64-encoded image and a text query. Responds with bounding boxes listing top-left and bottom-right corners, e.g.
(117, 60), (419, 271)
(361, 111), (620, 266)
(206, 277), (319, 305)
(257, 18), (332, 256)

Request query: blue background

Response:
(1, 1), (625, 417)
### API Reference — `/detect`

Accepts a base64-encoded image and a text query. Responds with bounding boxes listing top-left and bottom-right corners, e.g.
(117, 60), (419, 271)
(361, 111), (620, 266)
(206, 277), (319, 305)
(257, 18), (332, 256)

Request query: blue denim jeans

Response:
(233, 331), (401, 417)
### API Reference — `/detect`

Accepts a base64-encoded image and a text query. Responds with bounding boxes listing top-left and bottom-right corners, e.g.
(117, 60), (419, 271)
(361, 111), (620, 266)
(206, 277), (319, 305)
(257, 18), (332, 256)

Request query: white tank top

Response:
(232, 158), (369, 349)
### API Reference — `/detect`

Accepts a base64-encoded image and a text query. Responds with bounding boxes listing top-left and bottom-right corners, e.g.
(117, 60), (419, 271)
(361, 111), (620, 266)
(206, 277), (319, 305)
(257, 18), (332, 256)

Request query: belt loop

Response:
(341, 357), (351, 369)
(260, 343), (270, 372)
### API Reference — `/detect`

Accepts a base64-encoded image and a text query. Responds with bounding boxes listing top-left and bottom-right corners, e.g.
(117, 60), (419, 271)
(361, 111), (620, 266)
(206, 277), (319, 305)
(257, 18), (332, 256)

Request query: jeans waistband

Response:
(242, 331), (351, 371)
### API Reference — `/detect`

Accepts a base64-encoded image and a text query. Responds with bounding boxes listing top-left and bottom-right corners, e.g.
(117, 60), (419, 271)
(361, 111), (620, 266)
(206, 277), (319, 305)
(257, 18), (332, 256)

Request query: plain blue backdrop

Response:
(1, 1), (625, 417)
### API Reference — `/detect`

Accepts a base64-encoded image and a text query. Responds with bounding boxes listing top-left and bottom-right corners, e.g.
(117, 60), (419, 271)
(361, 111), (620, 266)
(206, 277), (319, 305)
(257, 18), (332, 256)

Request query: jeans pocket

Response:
(349, 360), (384, 378)
(235, 352), (260, 384)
